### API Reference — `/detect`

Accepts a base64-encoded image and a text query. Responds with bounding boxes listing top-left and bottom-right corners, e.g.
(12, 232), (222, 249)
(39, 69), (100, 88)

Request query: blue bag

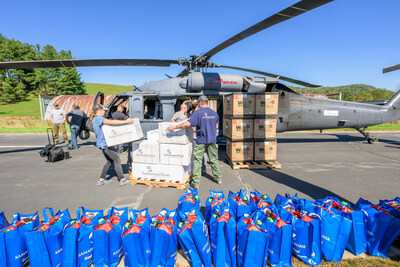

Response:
(378, 198), (400, 218)
(237, 212), (269, 267)
(122, 209), (151, 267)
(228, 190), (253, 221)
(208, 209), (236, 267)
(205, 190), (229, 222)
(303, 202), (351, 262)
(0, 212), (8, 228)
(0, 212), (39, 267)
(275, 193), (301, 210)
(259, 207), (293, 267)
(316, 197), (367, 255)
(25, 207), (71, 267)
(150, 209), (178, 267)
(355, 198), (400, 257)
(62, 207), (104, 267)
(178, 208), (212, 267)
(93, 207), (128, 267)
(178, 188), (200, 215)
(279, 207), (322, 266)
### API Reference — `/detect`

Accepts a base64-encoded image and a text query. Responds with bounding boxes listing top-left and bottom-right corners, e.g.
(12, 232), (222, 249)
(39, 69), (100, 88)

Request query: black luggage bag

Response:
(39, 128), (70, 162)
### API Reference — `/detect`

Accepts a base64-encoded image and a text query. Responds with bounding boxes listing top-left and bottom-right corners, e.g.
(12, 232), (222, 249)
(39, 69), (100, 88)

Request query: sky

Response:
(1, 0), (400, 91)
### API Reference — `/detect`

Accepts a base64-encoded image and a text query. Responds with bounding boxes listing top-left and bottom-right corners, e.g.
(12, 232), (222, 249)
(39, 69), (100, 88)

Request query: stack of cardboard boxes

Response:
(223, 92), (279, 163)
(131, 122), (194, 182)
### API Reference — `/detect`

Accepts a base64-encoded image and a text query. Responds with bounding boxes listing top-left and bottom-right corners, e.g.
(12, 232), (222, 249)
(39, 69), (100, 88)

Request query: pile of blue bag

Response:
(0, 191), (399, 267)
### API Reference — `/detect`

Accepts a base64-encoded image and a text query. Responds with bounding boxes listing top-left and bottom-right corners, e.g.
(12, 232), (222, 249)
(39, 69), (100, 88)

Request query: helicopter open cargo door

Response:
(93, 92), (105, 108)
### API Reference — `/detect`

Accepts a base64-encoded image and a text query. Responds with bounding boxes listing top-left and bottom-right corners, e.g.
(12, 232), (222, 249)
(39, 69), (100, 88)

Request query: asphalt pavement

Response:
(1, 131), (399, 219)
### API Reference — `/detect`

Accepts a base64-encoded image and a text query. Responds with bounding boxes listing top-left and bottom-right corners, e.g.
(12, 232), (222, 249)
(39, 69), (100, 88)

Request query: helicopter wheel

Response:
(367, 137), (378, 144)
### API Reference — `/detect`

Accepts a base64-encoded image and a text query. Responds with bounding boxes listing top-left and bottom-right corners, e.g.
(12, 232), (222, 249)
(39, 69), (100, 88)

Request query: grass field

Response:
(1, 83), (400, 133)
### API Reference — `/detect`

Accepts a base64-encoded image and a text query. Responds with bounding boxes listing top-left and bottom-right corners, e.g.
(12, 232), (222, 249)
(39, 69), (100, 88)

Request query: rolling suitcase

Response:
(39, 128), (70, 162)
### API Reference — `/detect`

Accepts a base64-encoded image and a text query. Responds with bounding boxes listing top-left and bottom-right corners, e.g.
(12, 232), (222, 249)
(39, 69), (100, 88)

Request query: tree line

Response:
(290, 84), (396, 102)
(0, 34), (86, 104)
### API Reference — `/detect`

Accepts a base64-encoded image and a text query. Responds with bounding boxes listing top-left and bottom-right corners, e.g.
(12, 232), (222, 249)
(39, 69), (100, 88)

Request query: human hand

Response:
(126, 118), (134, 124)
(167, 125), (176, 132)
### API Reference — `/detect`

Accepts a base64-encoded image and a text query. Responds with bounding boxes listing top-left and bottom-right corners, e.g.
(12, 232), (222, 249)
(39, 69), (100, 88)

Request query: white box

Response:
(102, 118), (143, 147)
(160, 143), (193, 166)
(158, 122), (194, 144)
(132, 141), (160, 164)
(146, 129), (159, 143)
(131, 163), (190, 182)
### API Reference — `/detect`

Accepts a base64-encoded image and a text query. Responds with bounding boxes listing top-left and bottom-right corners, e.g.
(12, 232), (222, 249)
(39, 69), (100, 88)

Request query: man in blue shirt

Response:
(167, 95), (222, 188)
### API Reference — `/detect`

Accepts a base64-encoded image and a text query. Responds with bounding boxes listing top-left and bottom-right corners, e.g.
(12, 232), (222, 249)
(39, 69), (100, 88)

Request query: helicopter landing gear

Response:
(356, 127), (378, 144)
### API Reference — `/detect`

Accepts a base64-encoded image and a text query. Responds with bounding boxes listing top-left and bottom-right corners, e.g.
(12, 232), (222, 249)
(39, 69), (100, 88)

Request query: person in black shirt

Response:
(67, 103), (87, 150)
(112, 105), (128, 153)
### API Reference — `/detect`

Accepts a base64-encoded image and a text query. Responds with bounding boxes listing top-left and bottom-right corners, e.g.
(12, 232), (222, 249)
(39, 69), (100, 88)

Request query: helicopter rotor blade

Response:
(202, 0), (334, 60)
(0, 59), (179, 70)
(383, 64), (400, 74)
(218, 64), (321, 88)
(177, 68), (190, 77)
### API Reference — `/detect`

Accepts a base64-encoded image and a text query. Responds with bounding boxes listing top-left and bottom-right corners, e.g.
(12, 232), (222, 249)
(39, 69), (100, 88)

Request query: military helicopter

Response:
(1, 0), (399, 145)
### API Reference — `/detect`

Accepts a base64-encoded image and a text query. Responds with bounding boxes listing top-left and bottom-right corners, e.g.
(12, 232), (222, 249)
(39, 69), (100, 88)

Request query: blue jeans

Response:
(70, 125), (80, 149)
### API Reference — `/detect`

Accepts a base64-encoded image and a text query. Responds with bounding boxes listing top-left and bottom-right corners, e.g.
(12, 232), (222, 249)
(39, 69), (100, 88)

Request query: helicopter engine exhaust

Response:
(179, 72), (268, 93)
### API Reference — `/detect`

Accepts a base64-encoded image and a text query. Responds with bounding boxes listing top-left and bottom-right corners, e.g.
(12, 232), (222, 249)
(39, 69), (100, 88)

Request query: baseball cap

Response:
(93, 104), (109, 112)
(53, 103), (59, 107)
(198, 95), (208, 102)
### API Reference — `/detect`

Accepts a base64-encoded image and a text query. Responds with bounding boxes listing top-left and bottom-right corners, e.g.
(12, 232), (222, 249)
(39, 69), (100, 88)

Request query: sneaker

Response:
(55, 142), (59, 145)
(119, 179), (130, 186)
(67, 146), (73, 150)
(189, 181), (198, 189)
(97, 179), (113, 186)
(214, 178), (222, 185)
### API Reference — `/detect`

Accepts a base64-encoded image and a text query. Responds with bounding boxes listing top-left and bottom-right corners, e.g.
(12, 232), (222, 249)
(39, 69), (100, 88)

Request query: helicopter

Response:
(1, 0), (399, 145)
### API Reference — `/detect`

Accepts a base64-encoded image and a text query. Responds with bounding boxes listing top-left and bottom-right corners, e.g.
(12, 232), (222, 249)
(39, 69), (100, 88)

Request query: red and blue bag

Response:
(93, 207), (128, 267)
(259, 206), (293, 267)
(355, 198), (400, 257)
(178, 208), (212, 267)
(237, 211), (270, 267)
(378, 198), (400, 219)
(178, 188), (200, 214)
(25, 207), (71, 267)
(0, 212), (39, 267)
(150, 209), (178, 267)
(228, 190), (253, 222)
(208, 209), (236, 267)
(279, 205), (322, 266)
(316, 197), (367, 256)
(122, 209), (151, 267)
(205, 190), (229, 222)
(274, 193), (301, 210)
(61, 207), (103, 267)
(302, 200), (352, 262)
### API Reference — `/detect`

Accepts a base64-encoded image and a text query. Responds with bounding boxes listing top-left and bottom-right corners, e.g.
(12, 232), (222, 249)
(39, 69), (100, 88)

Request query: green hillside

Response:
(84, 83), (134, 95)
(289, 84), (395, 102)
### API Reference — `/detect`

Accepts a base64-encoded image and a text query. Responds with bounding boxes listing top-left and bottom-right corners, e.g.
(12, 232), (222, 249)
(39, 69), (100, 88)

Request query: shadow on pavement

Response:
(253, 169), (355, 206)
(0, 147), (42, 154)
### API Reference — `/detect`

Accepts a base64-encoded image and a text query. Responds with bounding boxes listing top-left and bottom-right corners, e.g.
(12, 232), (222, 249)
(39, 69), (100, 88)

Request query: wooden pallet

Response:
(129, 173), (191, 190)
(227, 157), (281, 170)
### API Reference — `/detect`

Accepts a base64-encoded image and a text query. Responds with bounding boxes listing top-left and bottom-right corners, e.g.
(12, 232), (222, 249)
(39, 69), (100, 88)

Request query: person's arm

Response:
(170, 118), (176, 122)
(103, 118), (134, 125)
(167, 121), (191, 131)
(62, 114), (67, 124)
(216, 123), (219, 130)
(49, 114), (53, 123)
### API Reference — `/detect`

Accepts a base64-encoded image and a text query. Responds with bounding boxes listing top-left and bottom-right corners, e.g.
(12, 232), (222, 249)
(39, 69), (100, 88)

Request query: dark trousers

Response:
(100, 147), (124, 180)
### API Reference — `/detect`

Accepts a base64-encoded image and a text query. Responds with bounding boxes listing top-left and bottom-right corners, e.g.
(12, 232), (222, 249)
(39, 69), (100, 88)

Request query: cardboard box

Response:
(146, 129), (159, 143)
(223, 118), (254, 140)
(254, 119), (277, 139)
(160, 143), (193, 166)
(102, 118), (143, 147)
(158, 122), (194, 144)
(132, 141), (160, 164)
(254, 140), (277, 161)
(255, 93), (279, 115)
(226, 139), (254, 162)
(223, 93), (256, 117)
(131, 163), (191, 182)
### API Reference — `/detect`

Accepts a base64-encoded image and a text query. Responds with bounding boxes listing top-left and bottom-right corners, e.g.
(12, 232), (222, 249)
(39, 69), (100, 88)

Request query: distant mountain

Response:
(289, 84), (395, 102)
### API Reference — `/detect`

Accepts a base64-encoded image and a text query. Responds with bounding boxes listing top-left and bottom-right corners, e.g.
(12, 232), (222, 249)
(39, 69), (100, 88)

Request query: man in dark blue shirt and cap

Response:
(167, 95), (222, 188)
